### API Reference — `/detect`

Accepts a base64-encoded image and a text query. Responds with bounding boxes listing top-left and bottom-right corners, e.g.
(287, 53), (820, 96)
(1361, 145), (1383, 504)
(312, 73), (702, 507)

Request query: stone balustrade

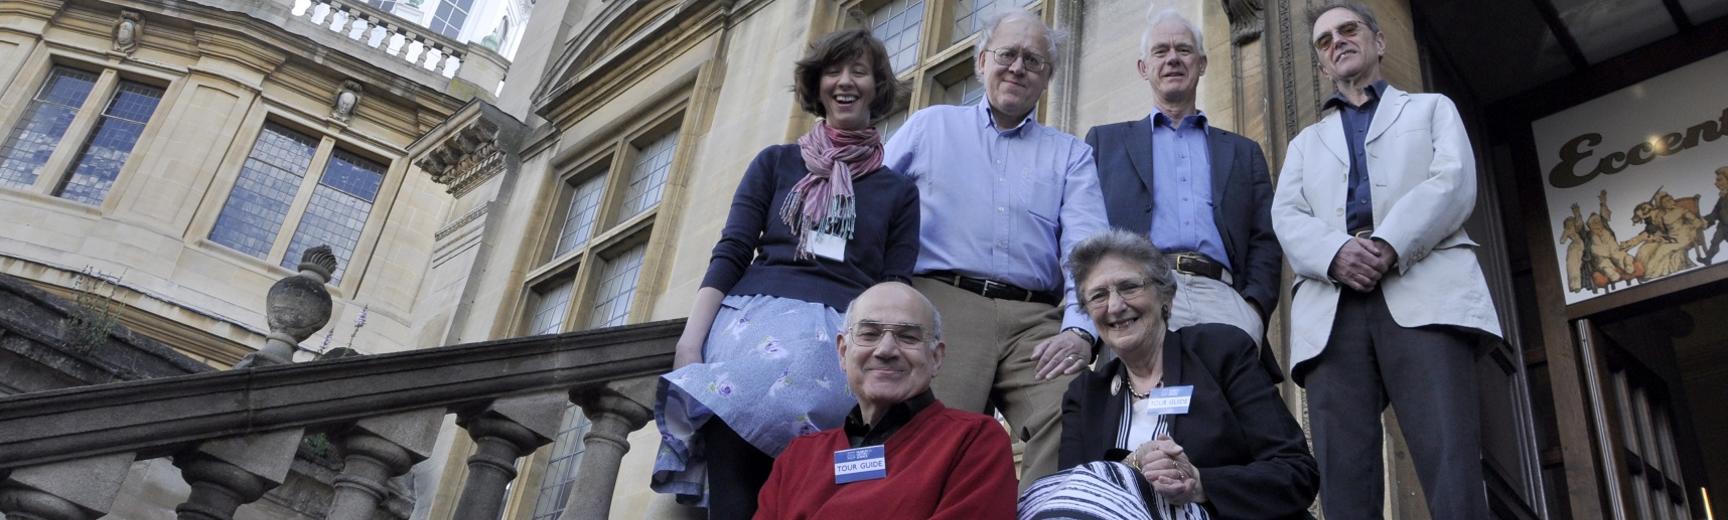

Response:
(0, 320), (681, 519)
(289, 0), (468, 78)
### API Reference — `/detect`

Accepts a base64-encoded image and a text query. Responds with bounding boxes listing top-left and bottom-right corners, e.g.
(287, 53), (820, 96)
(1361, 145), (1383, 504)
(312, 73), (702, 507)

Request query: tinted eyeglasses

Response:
(983, 47), (1051, 73)
(848, 321), (931, 349)
(1312, 20), (1365, 53)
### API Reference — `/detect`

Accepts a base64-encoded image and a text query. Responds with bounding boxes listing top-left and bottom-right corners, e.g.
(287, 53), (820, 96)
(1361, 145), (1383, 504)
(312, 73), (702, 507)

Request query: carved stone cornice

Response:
(1222, 0), (1265, 45)
(409, 100), (523, 199)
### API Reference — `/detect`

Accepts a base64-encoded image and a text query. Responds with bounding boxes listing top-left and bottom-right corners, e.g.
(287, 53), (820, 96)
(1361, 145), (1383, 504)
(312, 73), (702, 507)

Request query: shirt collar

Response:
(1150, 109), (1209, 132)
(1323, 79), (1388, 111)
(976, 98), (1038, 135)
(844, 389), (937, 448)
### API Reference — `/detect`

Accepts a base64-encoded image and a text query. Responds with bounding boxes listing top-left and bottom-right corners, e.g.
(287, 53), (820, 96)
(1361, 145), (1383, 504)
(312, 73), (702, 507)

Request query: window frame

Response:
(517, 103), (690, 337)
(0, 56), (176, 212)
(194, 107), (406, 296)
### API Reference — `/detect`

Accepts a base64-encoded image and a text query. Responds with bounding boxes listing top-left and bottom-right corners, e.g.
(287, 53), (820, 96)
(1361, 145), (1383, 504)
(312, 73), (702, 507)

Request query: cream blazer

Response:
(1271, 84), (1503, 372)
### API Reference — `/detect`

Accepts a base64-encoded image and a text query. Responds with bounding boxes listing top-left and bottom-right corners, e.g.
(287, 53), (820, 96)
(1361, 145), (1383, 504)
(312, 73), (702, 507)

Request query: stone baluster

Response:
(557, 377), (655, 519)
(326, 408), (445, 520)
(173, 429), (303, 520)
(452, 392), (565, 519)
(0, 453), (134, 520)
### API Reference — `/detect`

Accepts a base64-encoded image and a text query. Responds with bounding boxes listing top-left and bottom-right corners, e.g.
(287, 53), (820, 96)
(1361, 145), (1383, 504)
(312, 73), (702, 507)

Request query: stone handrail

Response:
(289, 0), (468, 78)
(0, 319), (681, 519)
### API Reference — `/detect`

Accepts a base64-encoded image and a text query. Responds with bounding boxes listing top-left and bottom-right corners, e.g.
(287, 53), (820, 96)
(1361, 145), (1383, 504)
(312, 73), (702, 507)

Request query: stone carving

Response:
(331, 80), (363, 124)
(1222, 0), (1265, 45)
(236, 246), (338, 368)
(113, 11), (143, 55)
(418, 120), (503, 197)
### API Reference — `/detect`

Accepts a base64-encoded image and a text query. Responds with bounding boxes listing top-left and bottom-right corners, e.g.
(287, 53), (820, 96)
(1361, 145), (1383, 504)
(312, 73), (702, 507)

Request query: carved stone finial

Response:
(113, 11), (143, 55)
(331, 80), (364, 124)
(1222, 0), (1266, 45)
(298, 245), (339, 283)
(236, 245), (340, 368)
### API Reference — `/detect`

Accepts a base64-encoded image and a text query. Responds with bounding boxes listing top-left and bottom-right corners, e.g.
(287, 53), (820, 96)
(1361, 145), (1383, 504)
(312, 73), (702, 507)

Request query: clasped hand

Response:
(1126, 435), (1205, 504)
(1329, 236), (1397, 292)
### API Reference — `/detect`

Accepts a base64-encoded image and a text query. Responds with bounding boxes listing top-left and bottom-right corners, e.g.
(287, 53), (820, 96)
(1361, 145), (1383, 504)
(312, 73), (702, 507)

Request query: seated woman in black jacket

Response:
(1020, 229), (1317, 520)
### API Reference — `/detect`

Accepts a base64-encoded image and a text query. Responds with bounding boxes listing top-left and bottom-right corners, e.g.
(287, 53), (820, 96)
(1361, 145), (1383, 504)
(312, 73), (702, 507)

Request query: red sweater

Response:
(753, 400), (1018, 520)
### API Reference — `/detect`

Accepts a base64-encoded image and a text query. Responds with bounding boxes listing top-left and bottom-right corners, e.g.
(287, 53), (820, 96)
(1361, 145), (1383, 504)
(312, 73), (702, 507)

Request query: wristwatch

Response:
(1063, 327), (1099, 357)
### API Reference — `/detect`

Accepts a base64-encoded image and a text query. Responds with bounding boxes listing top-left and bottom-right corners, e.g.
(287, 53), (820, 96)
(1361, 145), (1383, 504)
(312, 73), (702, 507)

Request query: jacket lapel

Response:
(1207, 130), (1234, 243)
(1365, 85), (1409, 146)
(1317, 111), (1348, 168)
(1161, 330), (1185, 439)
(1129, 118), (1155, 196)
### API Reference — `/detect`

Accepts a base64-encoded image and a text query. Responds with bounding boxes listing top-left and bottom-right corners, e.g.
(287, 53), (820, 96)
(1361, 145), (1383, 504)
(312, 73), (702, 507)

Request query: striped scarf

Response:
(780, 120), (883, 259)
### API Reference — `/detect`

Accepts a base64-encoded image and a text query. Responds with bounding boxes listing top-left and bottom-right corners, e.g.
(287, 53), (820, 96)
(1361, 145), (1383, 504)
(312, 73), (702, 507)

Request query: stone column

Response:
(558, 377), (655, 520)
(174, 429), (302, 520)
(0, 453), (134, 520)
(452, 392), (564, 519)
(326, 408), (445, 520)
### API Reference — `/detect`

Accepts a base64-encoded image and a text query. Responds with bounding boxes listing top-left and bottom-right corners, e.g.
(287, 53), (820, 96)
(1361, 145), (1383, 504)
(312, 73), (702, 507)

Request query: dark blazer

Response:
(1058, 324), (1317, 520)
(1083, 119), (1282, 318)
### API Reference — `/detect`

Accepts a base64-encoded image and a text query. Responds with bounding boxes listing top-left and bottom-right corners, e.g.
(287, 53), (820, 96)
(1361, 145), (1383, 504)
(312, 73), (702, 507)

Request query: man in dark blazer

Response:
(1083, 10), (1282, 370)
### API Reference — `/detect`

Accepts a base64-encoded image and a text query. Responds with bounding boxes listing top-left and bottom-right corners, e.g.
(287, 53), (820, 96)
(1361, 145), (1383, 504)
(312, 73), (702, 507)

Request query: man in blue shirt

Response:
(1272, 3), (1502, 518)
(1083, 10), (1282, 377)
(884, 9), (1109, 486)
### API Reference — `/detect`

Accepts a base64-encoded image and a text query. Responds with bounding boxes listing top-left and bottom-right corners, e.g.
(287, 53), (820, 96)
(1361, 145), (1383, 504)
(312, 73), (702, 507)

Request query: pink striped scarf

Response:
(780, 121), (884, 259)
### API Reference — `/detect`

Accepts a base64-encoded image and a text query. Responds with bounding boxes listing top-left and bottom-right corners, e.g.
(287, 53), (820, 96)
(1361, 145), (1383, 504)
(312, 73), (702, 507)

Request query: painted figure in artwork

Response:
(1704, 166), (1728, 265)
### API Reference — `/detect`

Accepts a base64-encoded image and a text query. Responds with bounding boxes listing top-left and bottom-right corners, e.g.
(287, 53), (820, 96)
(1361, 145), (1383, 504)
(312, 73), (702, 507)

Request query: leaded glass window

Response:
(941, 75), (985, 106)
(209, 123), (319, 259)
(877, 110), (908, 142)
(553, 174), (607, 258)
(618, 132), (676, 219)
(529, 405), (592, 520)
(430, 0), (473, 39)
(868, 0), (925, 73)
(279, 149), (385, 283)
(588, 245), (645, 328)
(54, 81), (164, 204)
(952, 0), (1038, 44)
(0, 67), (97, 189)
(526, 276), (575, 335)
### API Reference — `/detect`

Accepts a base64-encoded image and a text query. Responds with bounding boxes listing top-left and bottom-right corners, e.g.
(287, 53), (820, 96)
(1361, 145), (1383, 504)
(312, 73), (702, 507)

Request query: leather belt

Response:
(920, 271), (1059, 306)
(1164, 252), (1227, 282)
(1350, 227), (1375, 239)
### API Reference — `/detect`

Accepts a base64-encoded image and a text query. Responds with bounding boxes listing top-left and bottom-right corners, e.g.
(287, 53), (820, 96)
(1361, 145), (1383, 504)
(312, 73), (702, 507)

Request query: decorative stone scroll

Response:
(1222, 0), (1265, 45)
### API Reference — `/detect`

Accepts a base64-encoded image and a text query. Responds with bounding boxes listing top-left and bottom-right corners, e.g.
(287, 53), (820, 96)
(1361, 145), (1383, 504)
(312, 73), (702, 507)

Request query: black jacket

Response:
(1059, 324), (1318, 520)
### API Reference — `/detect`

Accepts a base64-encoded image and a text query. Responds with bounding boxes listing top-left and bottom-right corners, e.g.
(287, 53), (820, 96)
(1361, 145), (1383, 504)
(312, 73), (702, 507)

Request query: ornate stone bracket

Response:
(113, 11), (143, 56)
(1222, 0), (1265, 45)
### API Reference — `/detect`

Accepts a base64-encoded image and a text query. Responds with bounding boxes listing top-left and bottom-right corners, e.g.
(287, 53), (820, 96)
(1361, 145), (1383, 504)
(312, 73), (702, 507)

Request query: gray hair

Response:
(841, 282), (944, 344)
(1306, 1), (1382, 35)
(976, 8), (1069, 71)
(1141, 8), (1205, 60)
(1065, 229), (1177, 318)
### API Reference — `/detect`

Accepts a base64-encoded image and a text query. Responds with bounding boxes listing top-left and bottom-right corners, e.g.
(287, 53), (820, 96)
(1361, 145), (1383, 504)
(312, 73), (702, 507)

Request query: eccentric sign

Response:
(1534, 51), (1728, 305)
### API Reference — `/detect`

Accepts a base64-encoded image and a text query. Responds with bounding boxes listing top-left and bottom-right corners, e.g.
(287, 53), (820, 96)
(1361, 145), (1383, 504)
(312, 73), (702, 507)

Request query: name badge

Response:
(806, 230), (846, 262)
(833, 445), (887, 484)
(1144, 385), (1195, 416)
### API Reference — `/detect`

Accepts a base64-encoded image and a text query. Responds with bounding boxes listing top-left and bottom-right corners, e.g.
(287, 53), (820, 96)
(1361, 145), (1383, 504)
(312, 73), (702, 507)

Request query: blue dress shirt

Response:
(884, 101), (1110, 332)
(1148, 110), (1230, 267)
(1324, 80), (1387, 233)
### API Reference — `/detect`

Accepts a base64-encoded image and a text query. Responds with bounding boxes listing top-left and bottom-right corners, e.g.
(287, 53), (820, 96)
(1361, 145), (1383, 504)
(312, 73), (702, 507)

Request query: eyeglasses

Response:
(983, 47), (1051, 73)
(848, 321), (931, 349)
(1312, 20), (1364, 53)
(1083, 278), (1152, 311)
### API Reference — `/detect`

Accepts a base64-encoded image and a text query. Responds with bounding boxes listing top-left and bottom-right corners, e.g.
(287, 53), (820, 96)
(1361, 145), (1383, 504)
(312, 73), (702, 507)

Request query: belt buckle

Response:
(979, 278), (999, 295)
(1173, 253), (1199, 273)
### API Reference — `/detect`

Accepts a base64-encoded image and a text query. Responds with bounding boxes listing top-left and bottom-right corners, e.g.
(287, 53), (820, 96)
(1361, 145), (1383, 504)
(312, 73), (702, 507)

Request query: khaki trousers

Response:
(1166, 271), (1264, 346)
(912, 277), (1073, 490)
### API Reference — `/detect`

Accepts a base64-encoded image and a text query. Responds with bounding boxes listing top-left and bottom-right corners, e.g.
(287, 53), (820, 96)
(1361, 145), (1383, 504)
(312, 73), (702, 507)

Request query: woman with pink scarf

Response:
(651, 29), (919, 519)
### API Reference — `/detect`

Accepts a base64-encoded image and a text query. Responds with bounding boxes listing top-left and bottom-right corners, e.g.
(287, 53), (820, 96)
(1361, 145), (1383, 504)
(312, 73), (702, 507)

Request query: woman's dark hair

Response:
(793, 29), (902, 122)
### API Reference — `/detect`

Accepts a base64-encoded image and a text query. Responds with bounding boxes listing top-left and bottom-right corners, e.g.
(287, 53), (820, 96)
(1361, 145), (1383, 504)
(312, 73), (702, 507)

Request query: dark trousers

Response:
(701, 418), (775, 520)
(1300, 289), (1488, 520)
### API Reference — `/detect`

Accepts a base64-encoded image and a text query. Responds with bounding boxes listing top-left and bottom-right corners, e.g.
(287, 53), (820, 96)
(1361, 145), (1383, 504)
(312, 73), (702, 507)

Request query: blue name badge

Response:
(833, 445), (887, 484)
(1144, 385), (1195, 416)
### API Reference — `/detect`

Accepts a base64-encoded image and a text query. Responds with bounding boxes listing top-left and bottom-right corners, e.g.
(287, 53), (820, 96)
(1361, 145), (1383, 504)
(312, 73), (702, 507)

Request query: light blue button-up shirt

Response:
(884, 101), (1109, 332)
(1148, 111), (1230, 267)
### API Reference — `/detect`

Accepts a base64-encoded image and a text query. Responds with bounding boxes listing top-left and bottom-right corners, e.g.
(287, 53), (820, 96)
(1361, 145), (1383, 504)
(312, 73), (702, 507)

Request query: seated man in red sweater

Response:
(753, 282), (1019, 519)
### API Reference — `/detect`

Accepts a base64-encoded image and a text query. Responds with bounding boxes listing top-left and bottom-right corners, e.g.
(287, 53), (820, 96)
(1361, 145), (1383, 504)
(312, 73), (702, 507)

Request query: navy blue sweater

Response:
(700, 144), (921, 310)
